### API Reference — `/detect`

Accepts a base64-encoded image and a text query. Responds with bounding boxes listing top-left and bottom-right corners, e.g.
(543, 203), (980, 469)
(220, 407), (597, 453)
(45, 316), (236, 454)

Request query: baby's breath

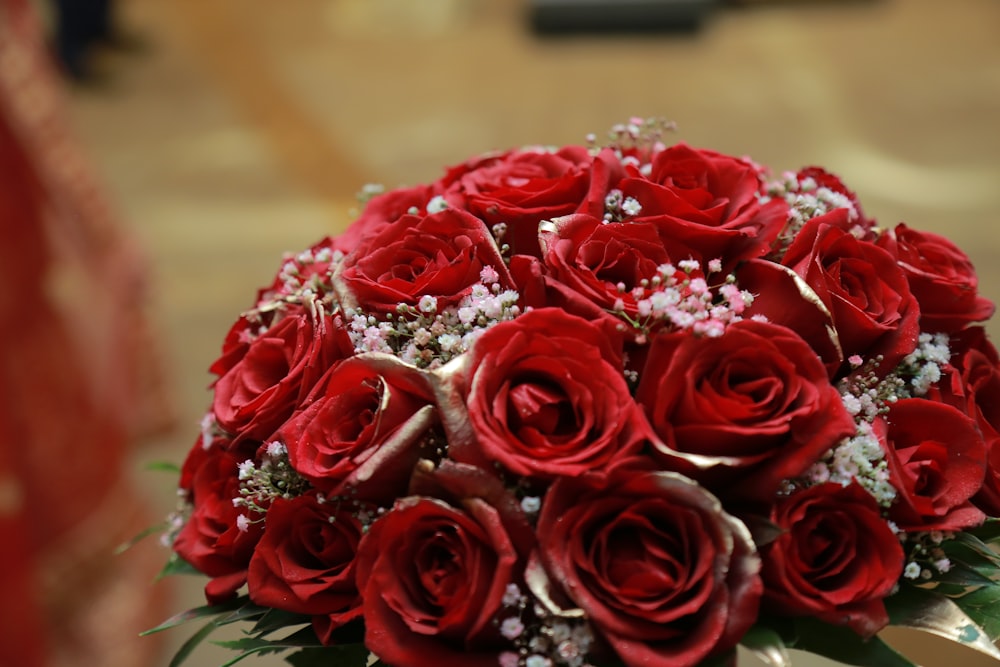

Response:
(900, 530), (954, 581)
(495, 585), (598, 667)
(348, 270), (520, 369)
(609, 259), (754, 339)
(800, 420), (897, 508)
(232, 442), (310, 529)
(766, 172), (861, 260)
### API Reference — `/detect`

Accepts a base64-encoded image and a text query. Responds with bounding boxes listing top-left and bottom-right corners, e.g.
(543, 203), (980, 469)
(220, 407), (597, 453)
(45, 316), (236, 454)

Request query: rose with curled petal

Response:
(735, 259), (844, 374)
(355, 494), (521, 667)
(876, 223), (995, 334)
(279, 356), (436, 504)
(781, 209), (920, 372)
(949, 328), (1000, 515)
(531, 213), (701, 325)
(587, 143), (787, 267)
(634, 319), (855, 501)
(461, 307), (647, 480)
(246, 493), (363, 642)
(338, 207), (513, 315)
(530, 464), (762, 667)
(210, 305), (354, 444)
(760, 482), (904, 637)
(879, 398), (987, 532)
(173, 448), (262, 604)
(436, 145), (600, 258)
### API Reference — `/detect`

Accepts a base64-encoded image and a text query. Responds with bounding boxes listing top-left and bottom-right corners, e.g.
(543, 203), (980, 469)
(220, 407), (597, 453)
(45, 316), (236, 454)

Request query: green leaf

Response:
(921, 562), (997, 592)
(156, 554), (202, 580)
(968, 518), (1000, 545)
(740, 624), (791, 667)
(251, 608), (314, 636)
(887, 584), (1000, 661)
(787, 616), (917, 667)
(142, 598), (246, 636)
(169, 620), (222, 667)
(284, 644), (370, 667)
(146, 460), (182, 473)
(277, 625), (326, 646)
(114, 522), (168, 555)
(215, 602), (271, 627)
(214, 636), (285, 652)
(952, 582), (1000, 642)
(944, 532), (1000, 571)
(740, 514), (786, 549)
(212, 637), (294, 666)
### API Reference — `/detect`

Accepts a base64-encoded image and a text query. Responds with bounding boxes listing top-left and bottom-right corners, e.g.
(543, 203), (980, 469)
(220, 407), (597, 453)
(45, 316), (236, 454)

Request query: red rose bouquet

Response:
(147, 119), (1000, 667)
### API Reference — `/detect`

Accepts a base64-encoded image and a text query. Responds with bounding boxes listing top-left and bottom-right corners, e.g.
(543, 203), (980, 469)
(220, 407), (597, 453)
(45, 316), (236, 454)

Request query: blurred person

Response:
(49, 0), (146, 83)
(0, 0), (174, 665)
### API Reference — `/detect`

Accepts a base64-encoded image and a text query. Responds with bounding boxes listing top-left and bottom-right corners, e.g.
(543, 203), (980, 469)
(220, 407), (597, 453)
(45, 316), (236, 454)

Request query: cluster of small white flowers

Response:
(837, 354), (906, 423)
(356, 182), (385, 204)
(496, 585), (597, 667)
(611, 259), (754, 340)
(898, 332), (951, 396)
(589, 116), (675, 176)
(602, 188), (643, 222)
(274, 246), (341, 299)
(901, 531), (954, 581)
(838, 333), (951, 426)
(347, 267), (521, 369)
(402, 194), (452, 218)
(160, 493), (192, 548)
(802, 420), (897, 508)
(232, 441), (310, 530)
(199, 412), (223, 449)
(806, 336), (952, 508)
(603, 116), (674, 149)
(766, 173), (861, 259)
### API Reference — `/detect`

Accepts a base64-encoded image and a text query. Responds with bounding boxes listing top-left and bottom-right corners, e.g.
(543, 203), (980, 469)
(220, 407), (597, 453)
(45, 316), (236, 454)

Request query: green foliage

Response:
(284, 645), (372, 667)
(742, 616), (917, 667)
(144, 595), (351, 667)
(156, 553), (202, 580)
(146, 460), (183, 473)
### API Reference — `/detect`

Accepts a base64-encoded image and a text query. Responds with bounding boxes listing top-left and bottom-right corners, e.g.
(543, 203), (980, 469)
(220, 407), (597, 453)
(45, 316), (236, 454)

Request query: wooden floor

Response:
(64, 0), (1000, 665)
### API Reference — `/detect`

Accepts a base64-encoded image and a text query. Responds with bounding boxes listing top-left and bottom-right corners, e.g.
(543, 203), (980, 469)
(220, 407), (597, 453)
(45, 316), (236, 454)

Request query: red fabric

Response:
(0, 1), (174, 665)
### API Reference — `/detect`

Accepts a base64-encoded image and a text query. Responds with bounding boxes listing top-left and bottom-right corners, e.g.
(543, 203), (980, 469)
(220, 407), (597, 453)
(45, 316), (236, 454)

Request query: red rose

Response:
(173, 448), (262, 604)
(589, 143), (787, 267)
(947, 328), (1000, 515)
(438, 145), (597, 257)
(781, 210), (920, 371)
(280, 355), (437, 503)
(333, 183), (438, 254)
(531, 213), (701, 325)
(355, 494), (521, 667)
(247, 493), (363, 638)
(461, 307), (646, 480)
(876, 223), (995, 333)
(255, 236), (341, 304)
(530, 465), (761, 667)
(210, 305), (354, 443)
(338, 208), (513, 315)
(760, 482), (904, 637)
(880, 398), (987, 532)
(735, 259), (843, 374)
(634, 319), (856, 501)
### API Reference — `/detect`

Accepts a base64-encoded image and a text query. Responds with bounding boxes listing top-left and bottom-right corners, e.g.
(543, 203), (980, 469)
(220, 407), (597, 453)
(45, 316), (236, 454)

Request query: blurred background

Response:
(4, 0), (999, 665)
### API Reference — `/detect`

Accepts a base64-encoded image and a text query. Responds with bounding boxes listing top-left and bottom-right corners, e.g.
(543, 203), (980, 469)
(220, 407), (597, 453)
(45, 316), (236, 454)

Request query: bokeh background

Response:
(57, 0), (1000, 665)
